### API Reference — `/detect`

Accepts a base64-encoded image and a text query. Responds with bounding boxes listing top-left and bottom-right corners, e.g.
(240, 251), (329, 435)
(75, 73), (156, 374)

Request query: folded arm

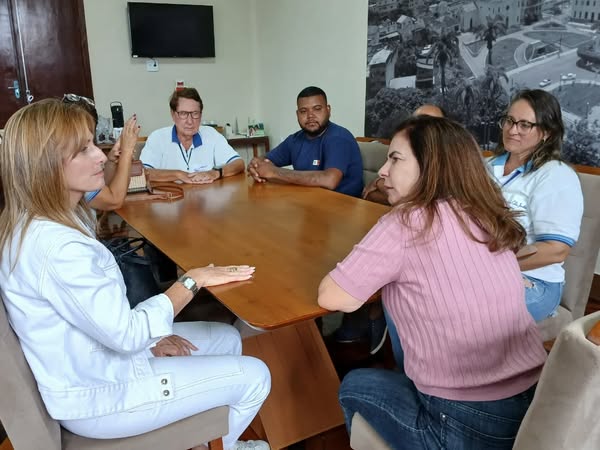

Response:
(362, 177), (390, 205)
(146, 168), (194, 183)
(318, 274), (364, 313)
(215, 158), (244, 179)
(518, 240), (571, 272)
(248, 157), (342, 190)
(188, 159), (244, 183)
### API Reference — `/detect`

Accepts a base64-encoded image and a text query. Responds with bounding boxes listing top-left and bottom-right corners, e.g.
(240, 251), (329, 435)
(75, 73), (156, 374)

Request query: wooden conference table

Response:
(116, 175), (388, 449)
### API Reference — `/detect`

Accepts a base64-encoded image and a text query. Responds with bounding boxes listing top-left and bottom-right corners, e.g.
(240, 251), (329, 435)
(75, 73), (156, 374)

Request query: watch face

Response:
(179, 275), (197, 293)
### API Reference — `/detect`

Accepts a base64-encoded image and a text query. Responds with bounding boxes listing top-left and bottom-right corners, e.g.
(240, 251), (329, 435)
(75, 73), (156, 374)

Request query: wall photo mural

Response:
(366, 0), (600, 167)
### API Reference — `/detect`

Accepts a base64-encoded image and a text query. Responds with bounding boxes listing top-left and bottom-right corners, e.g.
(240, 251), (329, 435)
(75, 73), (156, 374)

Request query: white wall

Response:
(83, 0), (369, 143)
(252, 0), (369, 145)
(83, 0), (599, 273)
(83, 0), (259, 136)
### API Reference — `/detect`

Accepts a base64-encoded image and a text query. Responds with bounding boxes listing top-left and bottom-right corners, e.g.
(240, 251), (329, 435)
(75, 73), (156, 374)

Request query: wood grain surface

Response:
(117, 174), (388, 329)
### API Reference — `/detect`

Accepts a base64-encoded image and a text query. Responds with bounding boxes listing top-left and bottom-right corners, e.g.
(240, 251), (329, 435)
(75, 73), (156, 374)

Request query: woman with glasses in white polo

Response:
(487, 89), (583, 322)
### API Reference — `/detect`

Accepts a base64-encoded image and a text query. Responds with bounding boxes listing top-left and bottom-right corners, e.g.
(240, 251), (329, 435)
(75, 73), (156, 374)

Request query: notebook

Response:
(128, 160), (148, 193)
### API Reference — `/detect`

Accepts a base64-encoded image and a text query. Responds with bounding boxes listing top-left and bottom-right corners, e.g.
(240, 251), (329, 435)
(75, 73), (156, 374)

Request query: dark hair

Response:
(493, 89), (564, 171)
(169, 88), (203, 112)
(297, 86), (327, 103)
(393, 116), (525, 253)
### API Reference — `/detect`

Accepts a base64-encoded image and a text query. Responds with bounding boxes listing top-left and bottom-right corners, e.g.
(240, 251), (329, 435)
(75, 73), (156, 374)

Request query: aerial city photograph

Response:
(366, 0), (600, 166)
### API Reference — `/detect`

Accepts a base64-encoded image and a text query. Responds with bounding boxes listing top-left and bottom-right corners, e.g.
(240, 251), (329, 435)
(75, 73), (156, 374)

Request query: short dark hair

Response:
(297, 86), (327, 103)
(169, 88), (203, 112)
(494, 89), (564, 171)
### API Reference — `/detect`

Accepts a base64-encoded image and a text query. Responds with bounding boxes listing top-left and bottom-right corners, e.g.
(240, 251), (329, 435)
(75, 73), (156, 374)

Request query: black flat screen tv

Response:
(127, 2), (215, 58)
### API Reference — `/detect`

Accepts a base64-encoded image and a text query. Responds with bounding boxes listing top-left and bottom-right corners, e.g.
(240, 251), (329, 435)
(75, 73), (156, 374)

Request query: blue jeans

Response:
(383, 306), (404, 371)
(523, 275), (563, 322)
(339, 368), (536, 450)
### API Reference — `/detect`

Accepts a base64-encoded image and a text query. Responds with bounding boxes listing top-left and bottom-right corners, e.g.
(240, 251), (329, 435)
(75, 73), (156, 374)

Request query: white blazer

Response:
(0, 219), (175, 420)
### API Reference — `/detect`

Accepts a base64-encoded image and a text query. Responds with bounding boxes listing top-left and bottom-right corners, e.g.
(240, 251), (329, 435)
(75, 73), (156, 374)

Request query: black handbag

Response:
(102, 237), (161, 308)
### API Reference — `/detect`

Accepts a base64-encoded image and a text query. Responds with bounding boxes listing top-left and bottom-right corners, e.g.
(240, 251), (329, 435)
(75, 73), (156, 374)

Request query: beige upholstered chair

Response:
(537, 170), (600, 341)
(350, 413), (392, 450)
(513, 310), (600, 450)
(356, 138), (389, 187)
(0, 296), (229, 450)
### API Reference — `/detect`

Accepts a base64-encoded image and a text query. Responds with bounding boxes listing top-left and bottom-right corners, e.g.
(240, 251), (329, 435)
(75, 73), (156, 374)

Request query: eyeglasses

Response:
(62, 93), (95, 107)
(175, 110), (201, 120)
(498, 116), (538, 134)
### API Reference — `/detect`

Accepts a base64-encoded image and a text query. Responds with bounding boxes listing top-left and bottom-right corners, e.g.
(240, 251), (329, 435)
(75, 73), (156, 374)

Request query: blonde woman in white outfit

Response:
(0, 99), (271, 450)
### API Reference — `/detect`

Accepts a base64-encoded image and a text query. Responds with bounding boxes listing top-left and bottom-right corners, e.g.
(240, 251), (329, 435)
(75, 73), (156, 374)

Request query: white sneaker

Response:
(230, 440), (270, 450)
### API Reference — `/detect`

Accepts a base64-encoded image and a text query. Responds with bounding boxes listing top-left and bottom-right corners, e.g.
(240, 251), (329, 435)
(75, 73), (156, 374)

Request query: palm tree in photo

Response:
(432, 31), (459, 104)
(478, 66), (509, 148)
(475, 15), (507, 66)
(454, 78), (479, 128)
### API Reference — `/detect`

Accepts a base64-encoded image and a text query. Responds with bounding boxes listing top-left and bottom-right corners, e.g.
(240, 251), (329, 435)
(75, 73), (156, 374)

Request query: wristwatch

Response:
(215, 167), (223, 179)
(177, 275), (199, 296)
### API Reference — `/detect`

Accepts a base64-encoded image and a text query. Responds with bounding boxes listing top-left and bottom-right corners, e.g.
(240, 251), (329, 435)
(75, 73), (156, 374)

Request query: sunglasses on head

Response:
(62, 93), (95, 107)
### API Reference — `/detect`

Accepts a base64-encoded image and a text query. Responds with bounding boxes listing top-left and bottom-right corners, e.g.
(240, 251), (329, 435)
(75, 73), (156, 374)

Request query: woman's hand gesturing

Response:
(187, 264), (255, 288)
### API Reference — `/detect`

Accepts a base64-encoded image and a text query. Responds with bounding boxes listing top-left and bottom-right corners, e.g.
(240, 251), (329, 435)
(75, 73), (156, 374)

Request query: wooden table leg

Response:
(242, 321), (345, 450)
(252, 143), (258, 158)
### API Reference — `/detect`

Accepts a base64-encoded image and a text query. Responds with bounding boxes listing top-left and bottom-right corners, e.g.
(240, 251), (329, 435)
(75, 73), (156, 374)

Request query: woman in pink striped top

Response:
(318, 116), (547, 449)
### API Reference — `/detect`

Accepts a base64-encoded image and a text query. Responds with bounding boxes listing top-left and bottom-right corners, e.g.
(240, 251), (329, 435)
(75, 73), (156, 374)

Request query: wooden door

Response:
(0, 0), (93, 127)
(0, 0), (23, 126)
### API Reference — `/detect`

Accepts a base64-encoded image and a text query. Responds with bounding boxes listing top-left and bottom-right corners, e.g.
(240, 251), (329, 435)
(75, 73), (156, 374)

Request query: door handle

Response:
(7, 80), (21, 99)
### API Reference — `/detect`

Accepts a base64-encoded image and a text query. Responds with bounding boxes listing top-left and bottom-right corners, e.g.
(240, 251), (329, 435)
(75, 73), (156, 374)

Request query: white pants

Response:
(61, 322), (271, 450)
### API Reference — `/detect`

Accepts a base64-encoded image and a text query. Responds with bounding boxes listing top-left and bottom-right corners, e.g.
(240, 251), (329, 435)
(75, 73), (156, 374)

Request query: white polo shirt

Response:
(140, 125), (241, 172)
(487, 153), (583, 282)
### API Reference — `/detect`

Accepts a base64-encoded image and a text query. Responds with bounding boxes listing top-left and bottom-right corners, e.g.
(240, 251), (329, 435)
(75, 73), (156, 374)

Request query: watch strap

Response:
(177, 274), (199, 296)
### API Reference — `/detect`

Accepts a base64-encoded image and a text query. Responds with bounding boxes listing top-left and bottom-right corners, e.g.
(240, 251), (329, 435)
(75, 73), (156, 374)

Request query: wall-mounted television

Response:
(127, 2), (215, 58)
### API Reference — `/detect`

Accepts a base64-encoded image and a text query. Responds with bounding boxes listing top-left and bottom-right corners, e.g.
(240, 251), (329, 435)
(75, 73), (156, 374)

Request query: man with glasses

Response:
(140, 88), (244, 183)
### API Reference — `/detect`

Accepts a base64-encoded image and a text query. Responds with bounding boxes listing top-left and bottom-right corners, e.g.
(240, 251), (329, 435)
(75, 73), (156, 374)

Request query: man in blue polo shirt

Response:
(140, 88), (244, 183)
(247, 86), (363, 197)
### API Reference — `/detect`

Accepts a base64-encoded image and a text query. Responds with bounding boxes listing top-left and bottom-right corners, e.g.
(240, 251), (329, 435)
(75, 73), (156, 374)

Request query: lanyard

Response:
(501, 169), (522, 187)
(178, 143), (193, 171)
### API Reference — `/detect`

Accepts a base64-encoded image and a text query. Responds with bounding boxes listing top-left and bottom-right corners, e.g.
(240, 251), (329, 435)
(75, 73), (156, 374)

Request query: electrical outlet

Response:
(146, 59), (159, 72)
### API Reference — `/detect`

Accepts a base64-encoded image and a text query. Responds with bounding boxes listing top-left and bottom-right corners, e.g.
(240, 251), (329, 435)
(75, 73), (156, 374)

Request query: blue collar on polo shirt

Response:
(490, 152), (533, 173)
(171, 125), (202, 148)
